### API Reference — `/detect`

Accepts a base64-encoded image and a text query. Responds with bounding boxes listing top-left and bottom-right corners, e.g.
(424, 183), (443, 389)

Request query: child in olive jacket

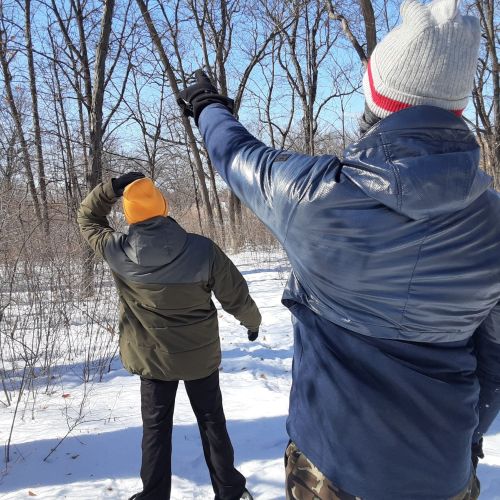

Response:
(78, 173), (260, 500)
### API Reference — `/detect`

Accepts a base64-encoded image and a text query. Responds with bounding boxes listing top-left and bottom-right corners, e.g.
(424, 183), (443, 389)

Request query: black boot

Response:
(215, 488), (253, 500)
(240, 489), (253, 500)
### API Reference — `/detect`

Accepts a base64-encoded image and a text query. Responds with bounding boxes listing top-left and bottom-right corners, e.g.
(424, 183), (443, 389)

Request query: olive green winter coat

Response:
(77, 180), (261, 381)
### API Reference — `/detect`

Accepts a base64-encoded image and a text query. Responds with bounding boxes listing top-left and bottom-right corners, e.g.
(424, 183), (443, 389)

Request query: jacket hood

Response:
(124, 216), (187, 267)
(342, 106), (491, 220)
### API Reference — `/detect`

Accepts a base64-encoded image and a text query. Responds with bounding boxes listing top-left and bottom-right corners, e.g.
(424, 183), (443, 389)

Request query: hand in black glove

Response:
(471, 438), (483, 498)
(472, 438), (484, 470)
(112, 172), (145, 197)
(177, 69), (234, 126)
(247, 329), (259, 342)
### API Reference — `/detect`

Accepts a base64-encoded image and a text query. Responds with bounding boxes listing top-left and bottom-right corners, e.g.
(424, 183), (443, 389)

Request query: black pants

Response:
(138, 370), (246, 500)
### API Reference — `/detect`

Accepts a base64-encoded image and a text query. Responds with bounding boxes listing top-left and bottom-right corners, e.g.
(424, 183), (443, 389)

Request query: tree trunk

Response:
(206, 156), (225, 245)
(25, 0), (50, 234)
(359, 0), (377, 59)
(82, 0), (116, 297)
(0, 26), (42, 226)
(88, 0), (115, 189)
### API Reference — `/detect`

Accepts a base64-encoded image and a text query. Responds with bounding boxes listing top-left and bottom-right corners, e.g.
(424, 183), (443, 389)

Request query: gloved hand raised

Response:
(112, 172), (145, 197)
(247, 329), (259, 342)
(177, 70), (234, 126)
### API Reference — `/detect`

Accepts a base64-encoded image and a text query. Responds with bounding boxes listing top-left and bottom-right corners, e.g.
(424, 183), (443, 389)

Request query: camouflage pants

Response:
(285, 442), (480, 500)
(285, 443), (361, 500)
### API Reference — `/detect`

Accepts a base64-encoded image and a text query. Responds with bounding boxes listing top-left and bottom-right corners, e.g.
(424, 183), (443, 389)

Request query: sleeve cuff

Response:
(103, 179), (119, 201)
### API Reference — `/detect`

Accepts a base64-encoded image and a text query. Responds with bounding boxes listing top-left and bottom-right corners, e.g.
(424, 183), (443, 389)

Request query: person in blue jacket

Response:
(177, 0), (500, 498)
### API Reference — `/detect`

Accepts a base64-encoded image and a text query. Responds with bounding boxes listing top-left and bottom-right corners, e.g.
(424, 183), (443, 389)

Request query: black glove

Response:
(177, 70), (234, 125)
(472, 438), (484, 470)
(111, 172), (145, 197)
(247, 329), (259, 342)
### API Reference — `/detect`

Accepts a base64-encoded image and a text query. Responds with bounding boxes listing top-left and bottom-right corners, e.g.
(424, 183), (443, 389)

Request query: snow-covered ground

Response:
(1, 254), (499, 499)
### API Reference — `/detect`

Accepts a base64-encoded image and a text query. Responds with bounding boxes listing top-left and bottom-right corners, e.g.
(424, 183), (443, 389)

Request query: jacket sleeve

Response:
(198, 104), (341, 244)
(76, 180), (118, 258)
(210, 243), (262, 332)
(473, 302), (500, 444)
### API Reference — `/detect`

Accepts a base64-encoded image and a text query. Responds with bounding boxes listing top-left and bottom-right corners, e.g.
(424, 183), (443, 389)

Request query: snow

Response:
(1, 253), (499, 499)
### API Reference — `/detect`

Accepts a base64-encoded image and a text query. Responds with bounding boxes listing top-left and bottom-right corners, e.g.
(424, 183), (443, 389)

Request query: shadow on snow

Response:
(0, 415), (288, 494)
(2, 413), (500, 500)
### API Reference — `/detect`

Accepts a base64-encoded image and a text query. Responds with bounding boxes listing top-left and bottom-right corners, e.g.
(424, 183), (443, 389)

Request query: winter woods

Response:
(0, 0), (498, 245)
(0, 0), (499, 473)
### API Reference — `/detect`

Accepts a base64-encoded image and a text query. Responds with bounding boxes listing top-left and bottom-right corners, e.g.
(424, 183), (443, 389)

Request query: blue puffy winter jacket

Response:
(199, 104), (500, 499)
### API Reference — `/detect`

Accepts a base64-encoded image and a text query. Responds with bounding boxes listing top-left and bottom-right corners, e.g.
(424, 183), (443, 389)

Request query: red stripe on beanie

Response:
(367, 61), (464, 117)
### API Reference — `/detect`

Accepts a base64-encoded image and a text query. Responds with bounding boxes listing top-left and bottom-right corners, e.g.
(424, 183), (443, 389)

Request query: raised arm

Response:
(210, 243), (261, 334)
(177, 71), (341, 243)
(77, 180), (118, 258)
(199, 104), (328, 243)
(77, 172), (144, 258)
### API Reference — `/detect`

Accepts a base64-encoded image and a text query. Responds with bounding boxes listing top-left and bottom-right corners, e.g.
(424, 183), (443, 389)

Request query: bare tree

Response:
(263, 0), (355, 155)
(136, 0), (218, 237)
(327, 0), (377, 67)
(0, 117), (21, 189)
(0, 6), (43, 227)
(23, 0), (50, 233)
(471, 0), (500, 187)
(47, 0), (135, 294)
(187, 0), (280, 245)
(88, 0), (116, 188)
(47, 29), (82, 213)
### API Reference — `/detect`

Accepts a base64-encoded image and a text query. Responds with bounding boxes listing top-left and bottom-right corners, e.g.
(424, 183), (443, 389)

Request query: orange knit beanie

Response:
(123, 178), (169, 225)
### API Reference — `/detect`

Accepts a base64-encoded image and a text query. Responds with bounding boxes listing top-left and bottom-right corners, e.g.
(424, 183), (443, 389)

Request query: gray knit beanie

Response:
(363, 0), (481, 118)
